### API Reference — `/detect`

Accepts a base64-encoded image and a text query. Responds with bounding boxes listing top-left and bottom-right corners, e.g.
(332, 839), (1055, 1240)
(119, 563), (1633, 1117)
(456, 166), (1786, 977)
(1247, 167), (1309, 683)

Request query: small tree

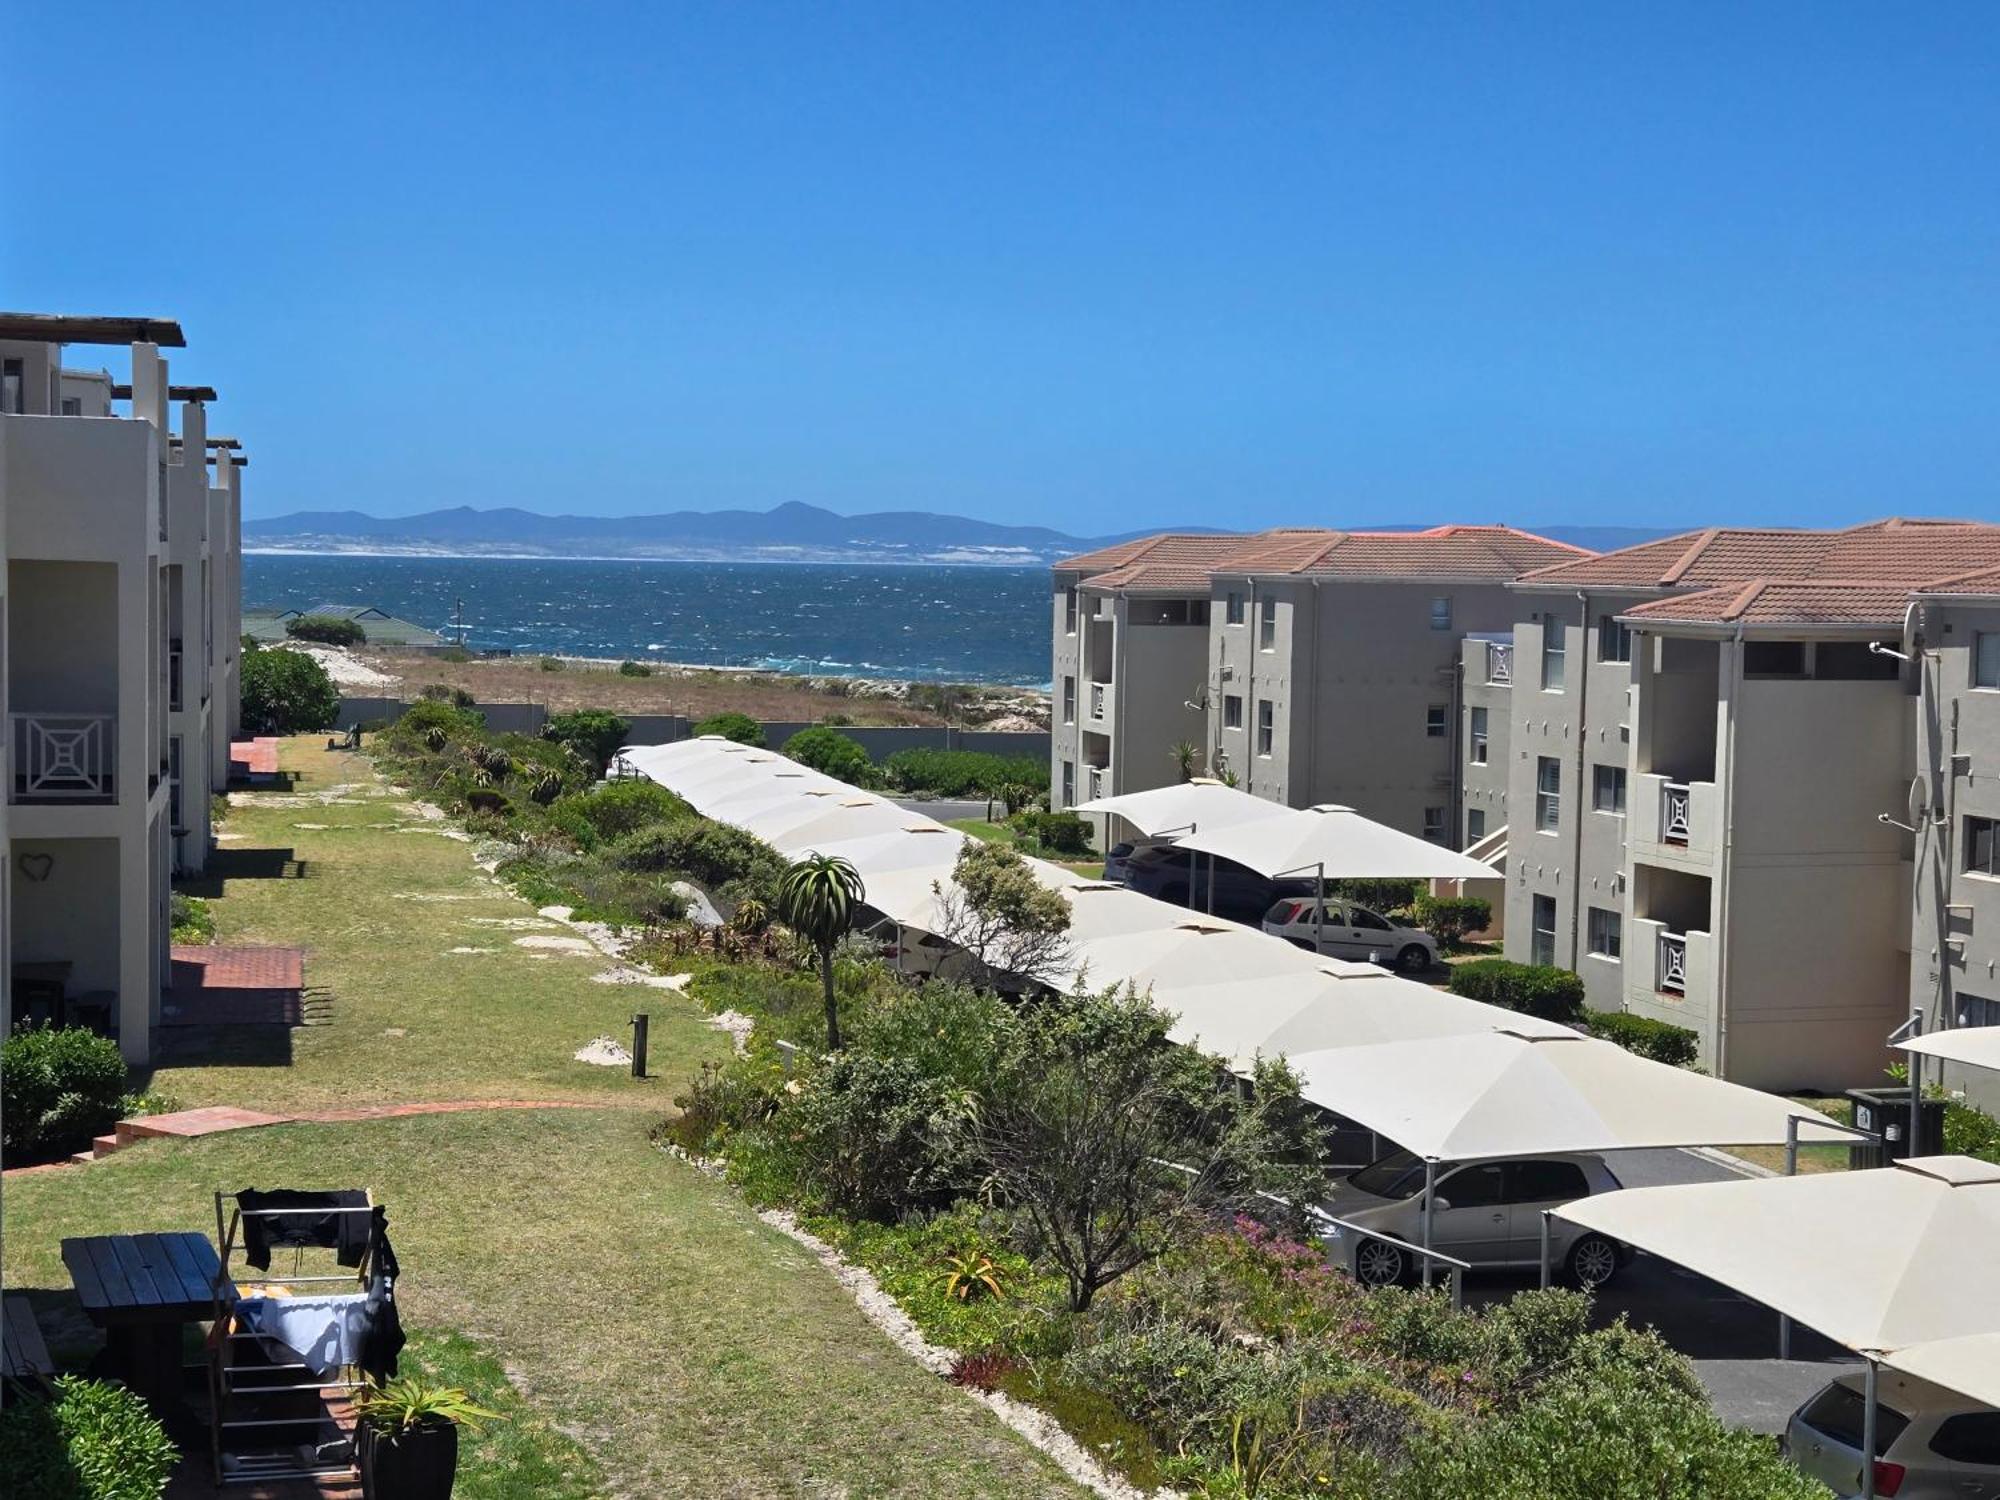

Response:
(693, 711), (766, 746)
(975, 987), (1334, 1311)
(783, 726), (873, 783)
(284, 613), (366, 646)
(543, 708), (631, 773)
(774, 854), (865, 1050)
(242, 647), (340, 733)
(1170, 740), (1201, 782)
(931, 840), (1073, 991)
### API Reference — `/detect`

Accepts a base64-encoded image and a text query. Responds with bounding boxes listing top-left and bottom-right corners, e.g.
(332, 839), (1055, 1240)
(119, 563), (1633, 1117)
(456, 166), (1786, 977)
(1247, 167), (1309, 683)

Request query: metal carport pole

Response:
(1780, 1116), (1797, 1359)
(1421, 1158), (1437, 1289)
(1862, 1356), (1880, 1500)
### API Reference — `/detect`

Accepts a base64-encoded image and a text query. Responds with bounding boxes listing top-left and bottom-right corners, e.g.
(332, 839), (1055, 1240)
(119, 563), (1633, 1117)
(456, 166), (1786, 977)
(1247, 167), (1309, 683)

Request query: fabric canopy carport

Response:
(1886, 1334), (2000, 1409)
(1555, 1155), (2000, 1355)
(1285, 1029), (1852, 1163)
(1073, 779), (1293, 838)
(1904, 1027), (2000, 1072)
(1176, 803), (1492, 882)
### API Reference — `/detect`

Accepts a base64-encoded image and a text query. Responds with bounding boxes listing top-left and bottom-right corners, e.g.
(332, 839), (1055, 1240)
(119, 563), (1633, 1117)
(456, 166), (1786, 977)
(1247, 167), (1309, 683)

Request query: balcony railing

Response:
(1656, 930), (1688, 994)
(11, 713), (116, 802)
(1089, 682), (1107, 720)
(168, 639), (184, 712)
(1660, 781), (1692, 844)
(1087, 765), (1109, 799)
(1486, 641), (1513, 684)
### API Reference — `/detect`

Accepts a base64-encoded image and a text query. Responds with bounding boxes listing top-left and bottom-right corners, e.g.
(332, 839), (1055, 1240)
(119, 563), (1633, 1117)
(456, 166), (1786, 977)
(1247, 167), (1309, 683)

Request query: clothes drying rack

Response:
(207, 1189), (380, 1488)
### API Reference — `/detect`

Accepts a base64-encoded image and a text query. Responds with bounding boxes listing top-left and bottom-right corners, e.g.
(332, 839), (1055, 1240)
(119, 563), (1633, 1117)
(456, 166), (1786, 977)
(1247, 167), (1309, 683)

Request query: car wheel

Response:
(1566, 1232), (1620, 1289)
(1396, 944), (1431, 973)
(1285, 937), (1316, 951)
(1353, 1238), (1410, 1288)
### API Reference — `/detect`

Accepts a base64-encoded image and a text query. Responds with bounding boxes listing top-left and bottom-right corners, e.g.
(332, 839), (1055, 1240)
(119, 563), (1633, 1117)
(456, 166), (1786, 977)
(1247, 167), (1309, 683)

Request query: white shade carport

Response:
(1555, 1155), (2000, 1355)
(1903, 1027), (2000, 1072)
(1286, 1029), (1852, 1163)
(1885, 1334), (2000, 1409)
(1177, 803), (1493, 882)
(1073, 779), (1294, 837)
(795, 825), (969, 928)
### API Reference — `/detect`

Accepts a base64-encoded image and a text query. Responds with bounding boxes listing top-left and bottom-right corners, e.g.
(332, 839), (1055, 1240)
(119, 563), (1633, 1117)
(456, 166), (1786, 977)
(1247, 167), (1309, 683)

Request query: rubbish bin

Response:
(1846, 1087), (1948, 1169)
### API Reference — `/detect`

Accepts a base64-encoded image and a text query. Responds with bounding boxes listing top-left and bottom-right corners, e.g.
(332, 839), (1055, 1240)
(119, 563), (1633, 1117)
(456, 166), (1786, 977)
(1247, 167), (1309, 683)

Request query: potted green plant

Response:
(354, 1377), (499, 1500)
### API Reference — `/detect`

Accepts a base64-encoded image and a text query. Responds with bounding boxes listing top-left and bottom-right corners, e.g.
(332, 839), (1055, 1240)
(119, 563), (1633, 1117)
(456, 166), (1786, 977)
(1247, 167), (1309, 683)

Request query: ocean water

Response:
(243, 555), (1053, 686)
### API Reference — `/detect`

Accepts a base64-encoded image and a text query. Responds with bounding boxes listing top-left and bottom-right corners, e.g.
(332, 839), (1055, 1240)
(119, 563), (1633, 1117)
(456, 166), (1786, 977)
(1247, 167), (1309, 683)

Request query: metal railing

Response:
(1657, 930), (1688, 994)
(11, 712), (116, 802)
(169, 640), (184, 712)
(1660, 780), (1692, 843)
(1089, 681), (1107, 720)
(1087, 765), (1109, 799)
(1486, 641), (1513, 684)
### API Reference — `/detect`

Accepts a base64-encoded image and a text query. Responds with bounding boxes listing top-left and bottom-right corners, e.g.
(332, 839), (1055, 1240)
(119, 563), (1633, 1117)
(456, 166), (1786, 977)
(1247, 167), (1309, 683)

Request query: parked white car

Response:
(1318, 1149), (1628, 1287)
(1262, 897), (1439, 972)
(1786, 1368), (2000, 1500)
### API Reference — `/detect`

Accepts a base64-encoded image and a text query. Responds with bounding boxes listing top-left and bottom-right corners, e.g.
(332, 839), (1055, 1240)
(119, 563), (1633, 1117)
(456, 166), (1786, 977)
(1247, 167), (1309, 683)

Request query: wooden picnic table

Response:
(61, 1231), (227, 1418)
(3, 1292), (54, 1383)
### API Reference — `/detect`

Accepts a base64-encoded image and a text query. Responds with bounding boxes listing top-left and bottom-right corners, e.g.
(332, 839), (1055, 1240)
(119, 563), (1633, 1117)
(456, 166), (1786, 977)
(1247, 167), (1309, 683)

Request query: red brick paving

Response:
(228, 736), (282, 777)
(165, 945), (306, 1027)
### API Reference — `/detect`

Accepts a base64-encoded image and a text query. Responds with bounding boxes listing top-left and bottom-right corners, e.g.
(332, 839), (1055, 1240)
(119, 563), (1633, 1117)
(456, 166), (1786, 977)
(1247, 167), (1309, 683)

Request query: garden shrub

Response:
(440, 646), (471, 663)
(389, 698), (486, 744)
(0, 1375), (179, 1500)
(611, 820), (783, 894)
(1410, 893), (1492, 947)
(664, 1051), (786, 1156)
(419, 682), (477, 707)
(882, 747), (1048, 798)
(618, 659), (653, 677)
(170, 891), (215, 944)
(241, 647), (341, 733)
(284, 613), (366, 646)
(767, 1051), (977, 1219)
(849, 980), (1015, 1095)
(1586, 1009), (1699, 1067)
(1, 1027), (129, 1159)
(538, 656), (565, 671)
(1944, 1097), (2000, 1162)
(1011, 809), (1092, 855)
(1448, 959), (1585, 1024)
(692, 711), (766, 745)
(559, 779), (691, 842)
(542, 708), (632, 771)
(782, 725), (874, 782)
(1331, 878), (1423, 914)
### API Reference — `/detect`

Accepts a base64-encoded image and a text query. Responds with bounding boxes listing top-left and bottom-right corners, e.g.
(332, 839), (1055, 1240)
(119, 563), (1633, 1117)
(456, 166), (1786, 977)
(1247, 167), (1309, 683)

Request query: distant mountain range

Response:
(242, 503), (1675, 565)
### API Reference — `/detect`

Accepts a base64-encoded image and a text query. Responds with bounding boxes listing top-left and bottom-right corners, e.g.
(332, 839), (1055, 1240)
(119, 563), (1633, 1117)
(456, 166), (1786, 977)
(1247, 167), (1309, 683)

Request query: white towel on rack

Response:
(236, 1294), (370, 1377)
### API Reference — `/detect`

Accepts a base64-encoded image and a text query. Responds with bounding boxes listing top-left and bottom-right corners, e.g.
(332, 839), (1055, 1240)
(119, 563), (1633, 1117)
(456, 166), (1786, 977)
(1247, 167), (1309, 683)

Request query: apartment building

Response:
(1051, 526), (1589, 837)
(1, 313), (245, 1063)
(1491, 520), (2000, 1092)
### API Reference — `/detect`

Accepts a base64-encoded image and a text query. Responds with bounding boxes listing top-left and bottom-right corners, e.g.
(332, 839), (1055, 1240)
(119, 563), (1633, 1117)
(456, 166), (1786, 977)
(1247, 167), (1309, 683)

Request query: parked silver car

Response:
(1787, 1368), (2000, 1499)
(1317, 1149), (1628, 1287)
(1262, 897), (1439, 972)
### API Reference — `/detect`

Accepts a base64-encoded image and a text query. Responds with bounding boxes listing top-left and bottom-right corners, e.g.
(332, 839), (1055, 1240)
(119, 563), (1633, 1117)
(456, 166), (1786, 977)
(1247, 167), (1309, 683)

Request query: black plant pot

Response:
(359, 1420), (459, 1500)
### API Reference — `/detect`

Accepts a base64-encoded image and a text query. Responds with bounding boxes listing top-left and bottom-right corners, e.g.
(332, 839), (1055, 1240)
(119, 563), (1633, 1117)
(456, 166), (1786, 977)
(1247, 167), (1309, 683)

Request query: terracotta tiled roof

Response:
(1621, 579), (1922, 628)
(1519, 518), (2000, 592)
(1063, 524), (1588, 588)
(1919, 562), (2000, 596)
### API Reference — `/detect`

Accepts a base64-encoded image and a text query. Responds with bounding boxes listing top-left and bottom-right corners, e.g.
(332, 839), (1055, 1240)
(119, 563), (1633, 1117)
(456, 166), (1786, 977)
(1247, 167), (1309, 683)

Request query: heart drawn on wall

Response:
(17, 852), (54, 883)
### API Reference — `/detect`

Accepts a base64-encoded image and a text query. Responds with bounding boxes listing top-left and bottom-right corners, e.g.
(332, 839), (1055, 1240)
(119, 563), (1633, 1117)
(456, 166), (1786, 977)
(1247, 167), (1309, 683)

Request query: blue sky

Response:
(5, 4), (1996, 534)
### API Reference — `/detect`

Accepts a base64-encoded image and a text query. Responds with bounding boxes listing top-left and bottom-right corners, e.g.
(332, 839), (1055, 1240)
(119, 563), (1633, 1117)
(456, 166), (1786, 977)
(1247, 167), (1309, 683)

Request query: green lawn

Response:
(4, 736), (1082, 1498)
(945, 818), (1105, 878)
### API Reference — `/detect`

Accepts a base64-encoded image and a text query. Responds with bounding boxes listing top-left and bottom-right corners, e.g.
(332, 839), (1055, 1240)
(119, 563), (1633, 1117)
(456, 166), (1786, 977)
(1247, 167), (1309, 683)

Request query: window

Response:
(1225, 590), (1246, 625)
(1979, 633), (2000, 690)
(1, 358), (22, 414)
(1508, 1160), (1590, 1204)
(1535, 756), (1561, 833)
(1348, 906), (1393, 932)
(1531, 894), (1557, 967)
(1061, 676), (1076, 726)
(1256, 699), (1274, 756)
(1969, 816), (2000, 877)
(1133, 598), (1211, 626)
(1586, 906), (1622, 960)
(1958, 992), (2000, 1029)
(1430, 596), (1452, 631)
(1592, 764), (1627, 815)
(1597, 614), (1632, 663)
(1060, 760), (1075, 808)
(1929, 1412), (2000, 1466)
(1436, 1163), (1506, 1209)
(1063, 588), (1077, 634)
(1466, 808), (1487, 842)
(1743, 640), (1807, 677)
(1223, 694), (1243, 730)
(1425, 704), (1448, 738)
(1259, 596), (1276, 650)
(1422, 806), (1447, 844)
(59, 396), (82, 416)
(1799, 1384), (1910, 1457)
(1468, 706), (1489, 764)
(1540, 621), (1566, 691)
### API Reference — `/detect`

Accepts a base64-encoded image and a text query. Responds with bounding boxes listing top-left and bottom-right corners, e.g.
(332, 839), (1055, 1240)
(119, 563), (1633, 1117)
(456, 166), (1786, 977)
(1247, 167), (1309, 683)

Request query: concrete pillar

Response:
(129, 345), (168, 433)
(116, 554), (154, 1064)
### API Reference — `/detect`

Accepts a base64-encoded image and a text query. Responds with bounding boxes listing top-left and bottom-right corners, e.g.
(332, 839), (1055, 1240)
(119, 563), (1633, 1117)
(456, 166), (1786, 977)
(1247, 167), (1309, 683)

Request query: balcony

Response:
(1660, 781), (1691, 843)
(1087, 764), (1110, 799)
(11, 713), (117, 803)
(168, 639), (183, 712)
(1486, 641), (1513, 684)
(1656, 930), (1688, 993)
(1631, 772), (1719, 866)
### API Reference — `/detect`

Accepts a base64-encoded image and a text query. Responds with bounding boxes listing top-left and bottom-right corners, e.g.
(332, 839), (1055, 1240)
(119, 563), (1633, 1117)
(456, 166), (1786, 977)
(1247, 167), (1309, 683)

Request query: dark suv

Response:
(1122, 844), (1314, 922)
